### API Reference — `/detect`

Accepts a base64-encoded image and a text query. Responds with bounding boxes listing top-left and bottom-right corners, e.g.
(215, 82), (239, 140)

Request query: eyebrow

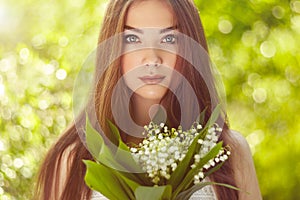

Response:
(124, 25), (177, 34)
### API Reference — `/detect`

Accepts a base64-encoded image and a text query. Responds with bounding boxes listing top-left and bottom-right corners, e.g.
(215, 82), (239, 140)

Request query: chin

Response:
(135, 85), (168, 101)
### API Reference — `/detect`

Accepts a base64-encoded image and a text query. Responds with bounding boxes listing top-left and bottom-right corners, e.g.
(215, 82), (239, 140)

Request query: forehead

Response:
(126, 0), (175, 28)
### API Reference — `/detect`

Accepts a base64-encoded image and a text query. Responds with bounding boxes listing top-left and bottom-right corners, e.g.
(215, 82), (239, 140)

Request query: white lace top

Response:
(91, 184), (217, 200)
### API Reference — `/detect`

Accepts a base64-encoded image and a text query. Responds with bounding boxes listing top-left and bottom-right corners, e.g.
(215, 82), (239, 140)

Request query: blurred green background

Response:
(0, 0), (299, 199)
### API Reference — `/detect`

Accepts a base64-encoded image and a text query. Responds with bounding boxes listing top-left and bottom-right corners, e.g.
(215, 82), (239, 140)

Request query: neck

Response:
(126, 94), (160, 145)
(131, 94), (161, 126)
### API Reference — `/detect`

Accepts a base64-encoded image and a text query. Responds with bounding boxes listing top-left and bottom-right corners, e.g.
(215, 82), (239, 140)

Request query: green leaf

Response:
(116, 171), (141, 192)
(86, 116), (127, 171)
(107, 119), (144, 172)
(114, 150), (152, 185)
(97, 145), (126, 170)
(204, 161), (224, 178)
(209, 182), (242, 192)
(135, 185), (172, 200)
(114, 172), (138, 200)
(184, 161), (225, 193)
(196, 107), (207, 124)
(107, 119), (129, 151)
(107, 120), (151, 184)
(83, 160), (131, 200)
(85, 115), (105, 159)
(87, 117), (151, 185)
(107, 121), (144, 172)
(106, 119), (120, 147)
(205, 104), (221, 129)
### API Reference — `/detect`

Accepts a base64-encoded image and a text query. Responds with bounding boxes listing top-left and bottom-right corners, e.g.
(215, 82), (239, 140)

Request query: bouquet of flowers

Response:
(83, 106), (237, 200)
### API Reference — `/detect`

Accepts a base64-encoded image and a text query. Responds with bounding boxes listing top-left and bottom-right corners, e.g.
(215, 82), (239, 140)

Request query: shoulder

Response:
(227, 129), (254, 174)
(227, 129), (263, 200)
(226, 130), (254, 177)
(228, 130), (251, 159)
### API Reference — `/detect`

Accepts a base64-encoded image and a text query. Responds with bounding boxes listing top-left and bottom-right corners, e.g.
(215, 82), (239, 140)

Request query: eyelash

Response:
(161, 34), (176, 44)
(124, 34), (177, 44)
(124, 34), (141, 43)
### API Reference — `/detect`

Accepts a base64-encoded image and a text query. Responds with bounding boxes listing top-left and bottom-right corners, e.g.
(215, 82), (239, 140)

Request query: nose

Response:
(141, 48), (162, 67)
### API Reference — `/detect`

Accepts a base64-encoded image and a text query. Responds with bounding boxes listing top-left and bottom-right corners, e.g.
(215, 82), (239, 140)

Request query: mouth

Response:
(138, 75), (166, 85)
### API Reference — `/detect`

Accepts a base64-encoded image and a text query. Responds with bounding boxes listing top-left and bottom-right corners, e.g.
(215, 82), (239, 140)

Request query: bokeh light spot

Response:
(59, 36), (69, 47)
(19, 48), (30, 60)
(13, 158), (24, 169)
(20, 118), (32, 129)
(0, 57), (16, 72)
(242, 83), (253, 97)
(1, 107), (11, 120)
(56, 115), (66, 127)
(56, 69), (67, 80)
(4, 168), (16, 179)
(38, 100), (49, 110)
(44, 116), (53, 127)
(291, 15), (300, 32)
(285, 66), (300, 83)
(40, 125), (50, 137)
(2, 155), (12, 166)
(272, 6), (285, 19)
(252, 88), (267, 103)
(260, 41), (276, 58)
(247, 73), (261, 87)
(242, 31), (257, 47)
(21, 167), (32, 178)
(9, 127), (21, 141)
(218, 19), (233, 34)
(246, 130), (265, 154)
(43, 64), (56, 75)
(31, 34), (46, 49)
(253, 21), (269, 39)
(291, 1), (300, 13)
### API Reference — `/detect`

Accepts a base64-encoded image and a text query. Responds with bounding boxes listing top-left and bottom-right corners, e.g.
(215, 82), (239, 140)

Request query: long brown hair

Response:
(34, 0), (238, 199)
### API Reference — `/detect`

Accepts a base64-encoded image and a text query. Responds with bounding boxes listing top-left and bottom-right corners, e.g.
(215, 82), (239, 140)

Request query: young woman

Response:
(35, 0), (262, 199)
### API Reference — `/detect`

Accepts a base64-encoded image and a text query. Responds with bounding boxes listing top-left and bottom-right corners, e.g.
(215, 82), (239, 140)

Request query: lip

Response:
(138, 75), (166, 84)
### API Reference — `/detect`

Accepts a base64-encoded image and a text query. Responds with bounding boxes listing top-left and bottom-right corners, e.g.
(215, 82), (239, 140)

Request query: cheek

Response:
(121, 54), (136, 74)
(164, 53), (177, 69)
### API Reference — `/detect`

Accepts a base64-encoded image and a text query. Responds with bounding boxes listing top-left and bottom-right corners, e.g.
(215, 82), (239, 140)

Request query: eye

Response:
(161, 34), (176, 44)
(124, 34), (141, 43)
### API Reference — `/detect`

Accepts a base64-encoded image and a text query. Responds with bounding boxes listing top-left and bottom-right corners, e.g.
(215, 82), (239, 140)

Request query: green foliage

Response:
(0, 0), (299, 199)
(83, 160), (134, 200)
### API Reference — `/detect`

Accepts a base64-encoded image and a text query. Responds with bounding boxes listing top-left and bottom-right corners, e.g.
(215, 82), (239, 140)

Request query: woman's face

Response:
(121, 0), (178, 101)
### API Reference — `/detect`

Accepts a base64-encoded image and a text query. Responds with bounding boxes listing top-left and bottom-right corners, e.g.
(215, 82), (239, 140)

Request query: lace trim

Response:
(189, 184), (217, 200)
(91, 184), (217, 200)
